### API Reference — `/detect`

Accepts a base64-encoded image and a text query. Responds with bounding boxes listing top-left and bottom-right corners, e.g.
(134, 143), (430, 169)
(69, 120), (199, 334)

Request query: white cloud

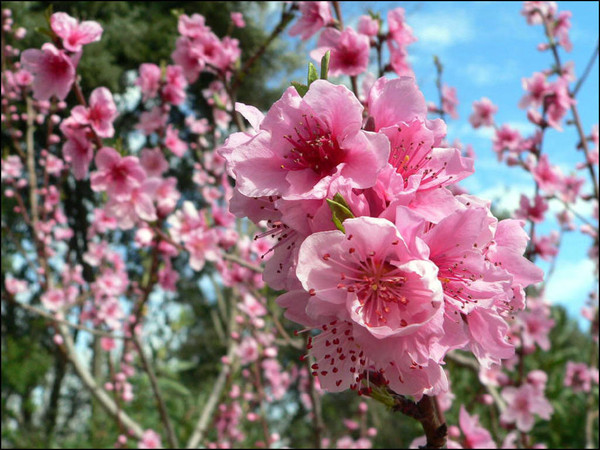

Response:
(544, 258), (597, 308)
(464, 61), (520, 87)
(410, 9), (475, 50)
(475, 182), (535, 213)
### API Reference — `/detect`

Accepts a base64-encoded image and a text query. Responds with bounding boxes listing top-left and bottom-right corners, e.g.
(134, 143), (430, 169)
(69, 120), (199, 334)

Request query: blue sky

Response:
(274, 1), (599, 325)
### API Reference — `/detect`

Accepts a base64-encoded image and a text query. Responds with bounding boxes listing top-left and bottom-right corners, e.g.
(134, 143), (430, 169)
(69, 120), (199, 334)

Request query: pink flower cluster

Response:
(291, 3), (417, 78)
(20, 12), (102, 101)
(172, 13), (241, 83)
(220, 77), (543, 398)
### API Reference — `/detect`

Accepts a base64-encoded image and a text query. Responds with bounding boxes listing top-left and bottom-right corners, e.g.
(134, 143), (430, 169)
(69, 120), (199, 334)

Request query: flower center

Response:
(283, 114), (345, 177)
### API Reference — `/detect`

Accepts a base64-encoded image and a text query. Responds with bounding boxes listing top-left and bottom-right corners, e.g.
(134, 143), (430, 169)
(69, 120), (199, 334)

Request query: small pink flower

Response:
(136, 107), (167, 135)
(514, 194), (548, 223)
(50, 12), (103, 53)
(226, 80), (389, 201)
(387, 7), (417, 47)
(140, 148), (168, 177)
(441, 85), (459, 119)
(136, 63), (161, 101)
(521, 2), (557, 25)
(519, 72), (549, 109)
(288, 1), (332, 40)
(161, 65), (187, 106)
(90, 147), (146, 201)
(358, 15), (379, 37)
(564, 361), (598, 393)
(493, 125), (522, 158)
(5, 277), (28, 295)
(1, 155), (23, 181)
(237, 336), (259, 365)
(500, 383), (553, 432)
(71, 87), (117, 138)
(61, 127), (94, 180)
(178, 13), (208, 38)
(545, 77), (575, 131)
(553, 10), (572, 52)
(531, 154), (563, 194)
(458, 405), (497, 448)
(21, 43), (76, 101)
(165, 125), (187, 157)
(311, 27), (370, 77)
(469, 97), (497, 128)
(138, 429), (162, 449)
(231, 12), (245, 28)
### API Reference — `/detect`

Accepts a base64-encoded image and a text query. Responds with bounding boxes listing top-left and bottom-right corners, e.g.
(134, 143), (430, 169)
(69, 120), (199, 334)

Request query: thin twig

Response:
(133, 337), (179, 448)
(3, 293), (130, 340)
(573, 40), (599, 97)
(56, 321), (145, 439)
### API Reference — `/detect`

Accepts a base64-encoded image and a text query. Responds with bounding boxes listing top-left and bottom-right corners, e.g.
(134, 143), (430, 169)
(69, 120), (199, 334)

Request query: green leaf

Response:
(326, 193), (355, 233)
(307, 62), (319, 86)
(291, 81), (309, 97)
(320, 51), (330, 80)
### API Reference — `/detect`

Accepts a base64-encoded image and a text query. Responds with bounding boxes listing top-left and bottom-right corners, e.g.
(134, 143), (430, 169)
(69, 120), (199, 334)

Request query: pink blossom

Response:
(230, 12), (245, 28)
(387, 7), (417, 47)
(154, 178), (180, 217)
(493, 125), (522, 158)
(183, 227), (219, 271)
(531, 154), (564, 194)
(237, 336), (259, 365)
(469, 98), (497, 128)
(521, 2), (557, 25)
(545, 78), (575, 131)
(517, 306), (555, 352)
(442, 85), (459, 119)
(553, 10), (572, 51)
(105, 178), (160, 229)
(388, 44), (413, 77)
(557, 173), (584, 203)
(226, 80), (389, 201)
(136, 63), (161, 101)
(1, 155), (23, 181)
(358, 15), (379, 37)
(564, 361), (597, 393)
(71, 87), (117, 138)
(285, 217), (447, 397)
(532, 232), (559, 262)
(500, 383), (553, 432)
(14, 69), (33, 86)
(311, 27), (370, 77)
(171, 36), (204, 83)
(50, 12), (103, 53)
(41, 288), (68, 312)
(178, 13), (208, 38)
(136, 106), (167, 135)
(164, 125), (187, 157)
(5, 277), (28, 295)
(21, 43), (76, 101)
(288, 1), (332, 40)
(60, 117), (94, 180)
(140, 148), (168, 177)
(519, 72), (549, 109)
(90, 147), (146, 201)
(138, 429), (162, 449)
(458, 405), (497, 448)
(161, 65), (187, 106)
(514, 194), (548, 223)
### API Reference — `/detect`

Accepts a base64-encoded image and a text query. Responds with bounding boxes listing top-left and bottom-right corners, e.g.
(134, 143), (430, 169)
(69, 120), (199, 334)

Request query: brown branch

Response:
(540, 14), (599, 201)
(133, 336), (179, 448)
(390, 393), (447, 449)
(573, 40), (599, 97)
(56, 321), (145, 439)
(230, 4), (295, 93)
(3, 293), (130, 340)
